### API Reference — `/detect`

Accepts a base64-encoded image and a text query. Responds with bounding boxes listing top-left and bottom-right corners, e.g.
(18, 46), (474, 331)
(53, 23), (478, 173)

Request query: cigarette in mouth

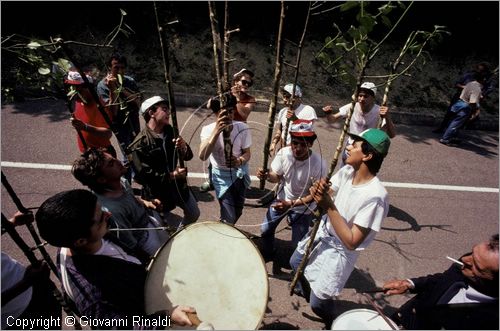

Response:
(446, 255), (464, 266)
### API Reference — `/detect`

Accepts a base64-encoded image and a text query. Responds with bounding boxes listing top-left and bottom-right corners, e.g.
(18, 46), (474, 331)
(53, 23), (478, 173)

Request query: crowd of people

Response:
(2, 54), (498, 330)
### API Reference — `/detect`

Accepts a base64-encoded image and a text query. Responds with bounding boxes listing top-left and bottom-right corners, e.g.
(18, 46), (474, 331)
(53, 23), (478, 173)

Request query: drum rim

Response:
(144, 220), (269, 330)
(331, 308), (398, 330)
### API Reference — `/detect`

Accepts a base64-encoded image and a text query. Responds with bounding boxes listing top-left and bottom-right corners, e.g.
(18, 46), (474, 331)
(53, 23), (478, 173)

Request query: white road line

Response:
(2, 161), (498, 193)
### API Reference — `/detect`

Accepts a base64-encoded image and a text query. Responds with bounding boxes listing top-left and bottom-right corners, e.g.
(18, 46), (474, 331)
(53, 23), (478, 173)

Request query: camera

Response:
(208, 91), (237, 113)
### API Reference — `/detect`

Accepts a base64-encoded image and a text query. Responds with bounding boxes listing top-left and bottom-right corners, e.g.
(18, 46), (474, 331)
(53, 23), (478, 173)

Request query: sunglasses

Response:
(241, 79), (253, 87)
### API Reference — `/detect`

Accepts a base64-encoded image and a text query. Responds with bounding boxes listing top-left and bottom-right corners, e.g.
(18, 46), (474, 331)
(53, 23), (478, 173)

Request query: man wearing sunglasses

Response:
(231, 68), (256, 123)
(200, 68), (256, 193)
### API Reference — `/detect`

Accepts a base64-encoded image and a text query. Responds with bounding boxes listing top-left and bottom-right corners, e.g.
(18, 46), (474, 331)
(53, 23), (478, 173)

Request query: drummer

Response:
(257, 120), (327, 262)
(35, 189), (196, 328)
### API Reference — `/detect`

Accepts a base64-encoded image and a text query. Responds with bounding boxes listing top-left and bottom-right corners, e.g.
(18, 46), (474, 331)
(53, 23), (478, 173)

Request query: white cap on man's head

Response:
(233, 68), (254, 78)
(65, 70), (93, 85)
(140, 96), (166, 115)
(360, 82), (377, 96)
(283, 83), (303, 98)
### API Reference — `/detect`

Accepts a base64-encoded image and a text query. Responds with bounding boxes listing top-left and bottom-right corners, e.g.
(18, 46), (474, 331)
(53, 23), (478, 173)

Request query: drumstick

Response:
(187, 312), (214, 330)
(364, 294), (397, 330)
(358, 288), (387, 294)
(187, 312), (201, 327)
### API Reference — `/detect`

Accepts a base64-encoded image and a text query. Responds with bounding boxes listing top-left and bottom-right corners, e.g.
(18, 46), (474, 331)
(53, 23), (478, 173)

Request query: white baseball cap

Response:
(283, 83), (303, 98)
(64, 70), (93, 85)
(140, 96), (166, 115)
(360, 82), (377, 96)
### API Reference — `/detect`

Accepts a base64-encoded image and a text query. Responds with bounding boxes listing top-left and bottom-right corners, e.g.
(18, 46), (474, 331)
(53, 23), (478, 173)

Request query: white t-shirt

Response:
(1, 253), (32, 329)
(200, 121), (252, 170)
(339, 102), (382, 141)
(460, 81), (482, 104)
(276, 104), (317, 145)
(299, 165), (389, 298)
(271, 146), (328, 213)
(326, 165), (389, 250)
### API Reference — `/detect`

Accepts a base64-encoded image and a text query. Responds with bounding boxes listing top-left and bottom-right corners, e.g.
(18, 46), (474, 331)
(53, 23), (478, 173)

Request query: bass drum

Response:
(331, 308), (399, 330)
(144, 221), (269, 330)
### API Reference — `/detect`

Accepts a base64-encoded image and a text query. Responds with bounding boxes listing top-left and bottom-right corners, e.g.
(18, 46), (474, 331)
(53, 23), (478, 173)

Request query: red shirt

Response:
(73, 101), (113, 152)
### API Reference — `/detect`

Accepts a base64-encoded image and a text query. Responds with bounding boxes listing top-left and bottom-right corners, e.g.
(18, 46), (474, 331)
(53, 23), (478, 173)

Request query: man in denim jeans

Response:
(199, 93), (252, 224)
(257, 120), (327, 262)
(440, 71), (486, 145)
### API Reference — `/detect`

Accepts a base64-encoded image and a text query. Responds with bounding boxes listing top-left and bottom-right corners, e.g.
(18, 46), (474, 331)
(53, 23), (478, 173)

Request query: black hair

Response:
(107, 53), (127, 68)
(488, 234), (499, 295)
(72, 148), (108, 193)
(358, 139), (385, 174)
(36, 189), (97, 248)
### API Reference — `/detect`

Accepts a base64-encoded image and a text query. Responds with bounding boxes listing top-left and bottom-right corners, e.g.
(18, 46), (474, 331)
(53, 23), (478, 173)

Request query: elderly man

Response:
(127, 96), (200, 229)
(383, 234), (499, 330)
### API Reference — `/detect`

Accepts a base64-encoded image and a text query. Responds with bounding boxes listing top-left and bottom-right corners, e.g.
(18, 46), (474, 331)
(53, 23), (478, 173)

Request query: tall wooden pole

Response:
(260, 1), (286, 190)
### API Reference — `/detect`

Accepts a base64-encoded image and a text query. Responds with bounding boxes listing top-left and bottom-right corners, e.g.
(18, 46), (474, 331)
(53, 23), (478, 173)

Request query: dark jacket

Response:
(393, 261), (499, 330)
(127, 125), (193, 211)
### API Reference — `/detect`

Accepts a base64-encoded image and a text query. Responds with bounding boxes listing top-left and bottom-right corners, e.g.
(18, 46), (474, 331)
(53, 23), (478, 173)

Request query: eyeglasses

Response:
(241, 79), (253, 87)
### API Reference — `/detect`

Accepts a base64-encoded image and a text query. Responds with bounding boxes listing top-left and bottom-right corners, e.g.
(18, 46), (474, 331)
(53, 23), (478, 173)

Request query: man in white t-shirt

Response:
(257, 120), (327, 262)
(199, 93), (252, 224)
(290, 128), (391, 328)
(323, 82), (395, 163)
(270, 83), (317, 154)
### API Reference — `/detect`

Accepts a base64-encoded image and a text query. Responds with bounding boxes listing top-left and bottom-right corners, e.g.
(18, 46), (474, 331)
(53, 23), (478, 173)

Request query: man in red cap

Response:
(66, 69), (115, 156)
(257, 119), (327, 262)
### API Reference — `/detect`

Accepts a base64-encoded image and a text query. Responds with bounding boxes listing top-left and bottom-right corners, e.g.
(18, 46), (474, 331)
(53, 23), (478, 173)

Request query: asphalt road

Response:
(2, 98), (499, 330)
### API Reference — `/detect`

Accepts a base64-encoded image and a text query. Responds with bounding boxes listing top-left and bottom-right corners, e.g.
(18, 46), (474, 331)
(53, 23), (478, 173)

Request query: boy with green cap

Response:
(289, 128), (391, 328)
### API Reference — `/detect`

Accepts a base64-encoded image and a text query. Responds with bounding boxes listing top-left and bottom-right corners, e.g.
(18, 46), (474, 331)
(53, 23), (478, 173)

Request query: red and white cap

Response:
(64, 70), (93, 85)
(289, 119), (315, 137)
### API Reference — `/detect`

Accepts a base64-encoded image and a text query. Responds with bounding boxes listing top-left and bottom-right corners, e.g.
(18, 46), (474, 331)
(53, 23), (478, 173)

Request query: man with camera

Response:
(199, 93), (252, 224)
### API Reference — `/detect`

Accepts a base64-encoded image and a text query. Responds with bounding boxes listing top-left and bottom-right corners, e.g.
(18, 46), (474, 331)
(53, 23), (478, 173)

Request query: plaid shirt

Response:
(58, 245), (166, 330)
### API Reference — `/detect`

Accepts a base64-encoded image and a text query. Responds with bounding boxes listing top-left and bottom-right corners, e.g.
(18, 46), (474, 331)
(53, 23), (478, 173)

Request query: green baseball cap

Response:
(348, 128), (390, 155)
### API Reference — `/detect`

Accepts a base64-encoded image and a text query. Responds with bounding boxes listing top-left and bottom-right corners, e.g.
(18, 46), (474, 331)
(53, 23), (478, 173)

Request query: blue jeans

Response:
(167, 190), (200, 229)
(218, 177), (246, 224)
(290, 245), (336, 327)
(442, 100), (472, 141)
(260, 205), (313, 258)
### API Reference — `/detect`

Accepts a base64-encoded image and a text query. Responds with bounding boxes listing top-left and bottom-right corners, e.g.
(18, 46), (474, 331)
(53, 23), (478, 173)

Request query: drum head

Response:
(145, 221), (269, 330)
(331, 308), (399, 330)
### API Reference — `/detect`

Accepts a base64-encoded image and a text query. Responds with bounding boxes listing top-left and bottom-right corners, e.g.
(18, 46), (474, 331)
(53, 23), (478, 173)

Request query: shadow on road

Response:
(6, 98), (70, 123)
(398, 123), (498, 158)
